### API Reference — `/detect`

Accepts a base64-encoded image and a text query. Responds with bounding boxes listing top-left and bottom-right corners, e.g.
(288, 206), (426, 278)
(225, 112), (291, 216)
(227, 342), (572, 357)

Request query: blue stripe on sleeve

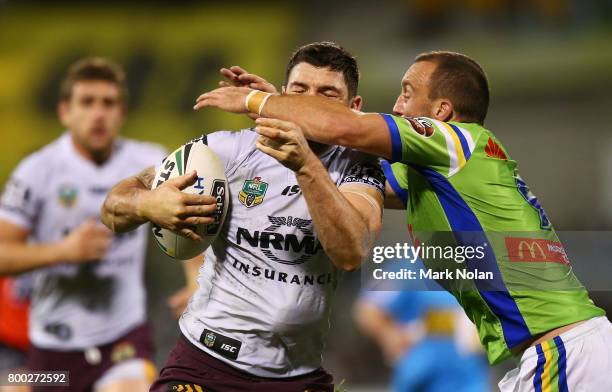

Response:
(381, 114), (403, 163)
(381, 160), (408, 207)
(448, 123), (471, 161)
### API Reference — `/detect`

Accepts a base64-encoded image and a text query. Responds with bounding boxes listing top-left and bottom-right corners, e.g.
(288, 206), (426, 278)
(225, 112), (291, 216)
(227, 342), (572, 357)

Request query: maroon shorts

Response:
(28, 322), (154, 392)
(150, 334), (334, 392)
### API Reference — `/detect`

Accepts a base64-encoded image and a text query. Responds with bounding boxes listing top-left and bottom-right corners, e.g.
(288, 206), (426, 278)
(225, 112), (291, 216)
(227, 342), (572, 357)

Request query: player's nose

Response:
(392, 98), (405, 116)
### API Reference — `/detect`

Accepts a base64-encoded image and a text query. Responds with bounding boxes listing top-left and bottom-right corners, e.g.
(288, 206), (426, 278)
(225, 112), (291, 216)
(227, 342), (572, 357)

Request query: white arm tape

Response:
(340, 189), (382, 216)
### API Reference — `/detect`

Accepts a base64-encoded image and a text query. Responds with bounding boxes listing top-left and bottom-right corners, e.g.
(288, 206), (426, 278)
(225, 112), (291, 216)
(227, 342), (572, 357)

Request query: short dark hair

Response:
(59, 57), (127, 102)
(415, 51), (489, 124)
(285, 41), (359, 98)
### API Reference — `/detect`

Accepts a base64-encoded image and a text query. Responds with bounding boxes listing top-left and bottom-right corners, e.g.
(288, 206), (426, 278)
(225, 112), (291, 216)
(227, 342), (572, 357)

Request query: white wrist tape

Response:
(245, 90), (273, 115)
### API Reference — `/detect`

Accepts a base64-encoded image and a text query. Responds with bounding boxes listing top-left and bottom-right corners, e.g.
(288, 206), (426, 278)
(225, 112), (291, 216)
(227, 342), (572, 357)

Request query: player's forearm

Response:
(0, 242), (65, 275)
(296, 158), (372, 272)
(384, 181), (406, 210)
(101, 176), (150, 233)
(262, 95), (392, 159)
(182, 255), (204, 290)
(263, 95), (361, 146)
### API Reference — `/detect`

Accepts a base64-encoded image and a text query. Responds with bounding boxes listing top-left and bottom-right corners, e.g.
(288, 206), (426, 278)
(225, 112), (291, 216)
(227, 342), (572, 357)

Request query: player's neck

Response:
(70, 136), (113, 166)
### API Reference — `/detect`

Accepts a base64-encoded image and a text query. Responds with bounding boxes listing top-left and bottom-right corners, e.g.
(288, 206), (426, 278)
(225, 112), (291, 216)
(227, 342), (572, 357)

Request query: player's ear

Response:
(433, 98), (454, 122)
(120, 102), (128, 119)
(57, 100), (70, 127)
(350, 95), (363, 111)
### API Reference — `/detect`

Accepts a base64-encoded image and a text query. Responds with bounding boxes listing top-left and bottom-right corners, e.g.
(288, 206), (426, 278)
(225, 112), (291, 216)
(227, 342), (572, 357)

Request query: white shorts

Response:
(499, 316), (612, 392)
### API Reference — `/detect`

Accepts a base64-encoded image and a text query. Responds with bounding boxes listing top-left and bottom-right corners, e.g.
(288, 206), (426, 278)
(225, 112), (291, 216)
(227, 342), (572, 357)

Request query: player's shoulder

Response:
(328, 146), (386, 190)
(207, 128), (259, 162)
(9, 135), (65, 178)
(120, 137), (167, 157)
(118, 137), (167, 166)
(392, 114), (486, 139)
(332, 145), (382, 167)
(207, 128), (257, 144)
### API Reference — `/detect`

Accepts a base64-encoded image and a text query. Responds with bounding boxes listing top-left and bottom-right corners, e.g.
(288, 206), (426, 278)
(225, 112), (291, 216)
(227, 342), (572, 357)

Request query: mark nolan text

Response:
(373, 268), (494, 281)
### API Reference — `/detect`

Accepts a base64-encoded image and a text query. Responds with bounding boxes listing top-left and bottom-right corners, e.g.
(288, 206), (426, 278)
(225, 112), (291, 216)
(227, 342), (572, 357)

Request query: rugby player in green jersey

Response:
(194, 50), (612, 391)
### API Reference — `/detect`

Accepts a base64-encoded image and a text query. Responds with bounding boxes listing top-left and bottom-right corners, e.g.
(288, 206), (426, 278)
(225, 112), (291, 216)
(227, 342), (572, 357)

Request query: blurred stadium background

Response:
(1, 1), (611, 390)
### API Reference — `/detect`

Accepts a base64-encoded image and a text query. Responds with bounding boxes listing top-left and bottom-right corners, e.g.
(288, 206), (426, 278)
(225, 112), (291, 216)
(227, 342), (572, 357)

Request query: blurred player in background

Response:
(0, 275), (32, 392)
(355, 287), (488, 392)
(195, 50), (612, 391)
(101, 42), (384, 392)
(0, 58), (171, 392)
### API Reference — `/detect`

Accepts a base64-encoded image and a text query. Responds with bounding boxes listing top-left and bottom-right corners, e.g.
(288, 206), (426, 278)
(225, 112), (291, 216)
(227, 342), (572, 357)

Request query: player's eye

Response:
(103, 98), (117, 108)
(80, 96), (95, 106)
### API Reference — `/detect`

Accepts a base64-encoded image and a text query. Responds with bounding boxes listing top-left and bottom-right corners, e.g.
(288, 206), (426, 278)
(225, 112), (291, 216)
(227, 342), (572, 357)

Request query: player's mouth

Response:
(90, 126), (108, 137)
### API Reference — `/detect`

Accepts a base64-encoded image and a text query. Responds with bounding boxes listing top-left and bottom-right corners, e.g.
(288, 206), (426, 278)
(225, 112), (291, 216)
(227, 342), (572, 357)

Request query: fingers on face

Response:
(255, 140), (281, 158)
(255, 117), (296, 132)
(257, 135), (285, 150)
(251, 82), (276, 94)
(237, 73), (261, 84)
(256, 125), (295, 141)
(229, 65), (247, 75)
(219, 68), (235, 79)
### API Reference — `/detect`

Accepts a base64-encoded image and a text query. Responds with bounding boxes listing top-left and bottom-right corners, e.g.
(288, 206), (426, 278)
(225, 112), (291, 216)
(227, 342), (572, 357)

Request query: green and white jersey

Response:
(380, 114), (605, 364)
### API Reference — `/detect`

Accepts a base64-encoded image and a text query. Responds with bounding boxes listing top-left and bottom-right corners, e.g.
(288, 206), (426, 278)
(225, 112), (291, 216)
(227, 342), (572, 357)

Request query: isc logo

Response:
(220, 344), (237, 353)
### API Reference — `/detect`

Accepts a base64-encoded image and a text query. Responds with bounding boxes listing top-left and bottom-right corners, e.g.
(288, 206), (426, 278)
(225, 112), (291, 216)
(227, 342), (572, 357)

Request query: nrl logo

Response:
(58, 184), (78, 208)
(204, 332), (216, 348)
(239, 177), (268, 208)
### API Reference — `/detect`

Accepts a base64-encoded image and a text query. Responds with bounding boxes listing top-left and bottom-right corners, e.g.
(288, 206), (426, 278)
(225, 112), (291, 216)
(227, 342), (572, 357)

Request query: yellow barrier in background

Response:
(0, 4), (297, 183)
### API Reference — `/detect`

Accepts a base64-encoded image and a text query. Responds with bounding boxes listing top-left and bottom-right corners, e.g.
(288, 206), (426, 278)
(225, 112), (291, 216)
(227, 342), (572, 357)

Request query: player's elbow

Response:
(100, 200), (114, 231)
(331, 248), (367, 272)
(336, 260), (360, 272)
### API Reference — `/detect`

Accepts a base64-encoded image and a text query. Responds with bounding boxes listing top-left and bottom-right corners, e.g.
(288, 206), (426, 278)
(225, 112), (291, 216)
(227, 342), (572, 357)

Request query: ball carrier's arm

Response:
(255, 119), (383, 271)
(100, 166), (217, 241)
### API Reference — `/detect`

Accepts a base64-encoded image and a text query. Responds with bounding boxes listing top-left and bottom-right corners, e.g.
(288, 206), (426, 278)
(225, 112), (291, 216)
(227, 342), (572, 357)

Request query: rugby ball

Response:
(151, 140), (229, 260)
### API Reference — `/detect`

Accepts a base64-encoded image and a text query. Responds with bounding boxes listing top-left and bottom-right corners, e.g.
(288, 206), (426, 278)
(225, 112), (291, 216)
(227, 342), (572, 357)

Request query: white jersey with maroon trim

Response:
(179, 129), (385, 378)
(0, 133), (166, 350)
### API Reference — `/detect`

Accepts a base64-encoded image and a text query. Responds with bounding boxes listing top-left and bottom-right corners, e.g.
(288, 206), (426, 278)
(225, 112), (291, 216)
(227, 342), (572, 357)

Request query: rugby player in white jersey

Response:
(0, 58), (171, 392)
(101, 42), (385, 392)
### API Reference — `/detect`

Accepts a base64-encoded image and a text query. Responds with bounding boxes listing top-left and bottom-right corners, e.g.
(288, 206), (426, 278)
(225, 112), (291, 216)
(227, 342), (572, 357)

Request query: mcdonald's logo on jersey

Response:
(505, 237), (570, 265)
